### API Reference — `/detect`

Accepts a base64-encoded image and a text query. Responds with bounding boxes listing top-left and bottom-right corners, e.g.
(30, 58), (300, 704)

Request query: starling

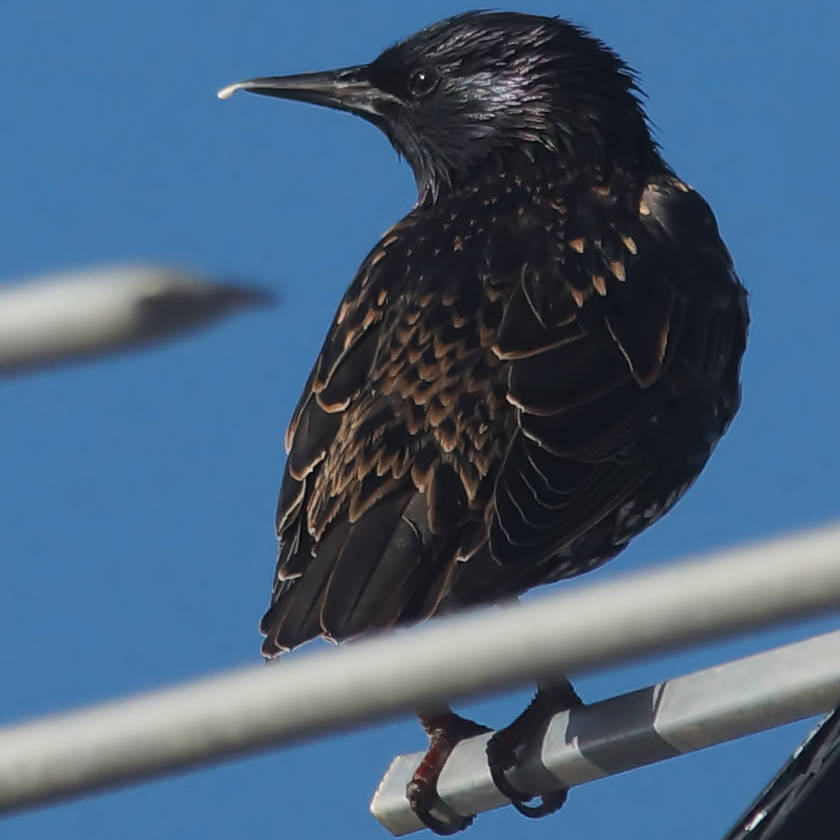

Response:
(220, 10), (748, 833)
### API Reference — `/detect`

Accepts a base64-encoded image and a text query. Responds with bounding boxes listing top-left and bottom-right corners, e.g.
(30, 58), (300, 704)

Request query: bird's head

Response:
(219, 12), (657, 202)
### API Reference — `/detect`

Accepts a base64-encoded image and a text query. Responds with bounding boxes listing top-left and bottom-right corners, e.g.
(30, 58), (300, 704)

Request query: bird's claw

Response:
(406, 777), (475, 835)
(486, 727), (568, 818)
(406, 712), (489, 834)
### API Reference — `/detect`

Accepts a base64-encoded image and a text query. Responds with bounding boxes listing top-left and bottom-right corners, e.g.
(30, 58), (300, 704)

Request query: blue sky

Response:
(2, 2), (839, 838)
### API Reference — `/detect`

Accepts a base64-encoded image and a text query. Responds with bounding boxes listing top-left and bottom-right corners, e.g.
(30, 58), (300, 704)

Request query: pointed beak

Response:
(217, 64), (394, 121)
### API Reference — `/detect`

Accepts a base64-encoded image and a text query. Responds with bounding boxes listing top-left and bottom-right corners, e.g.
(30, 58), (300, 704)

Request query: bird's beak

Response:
(217, 64), (393, 121)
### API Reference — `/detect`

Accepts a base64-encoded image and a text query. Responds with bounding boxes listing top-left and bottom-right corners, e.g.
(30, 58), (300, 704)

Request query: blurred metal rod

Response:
(0, 265), (270, 376)
(372, 630), (840, 834)
(0, 522), (839, 817)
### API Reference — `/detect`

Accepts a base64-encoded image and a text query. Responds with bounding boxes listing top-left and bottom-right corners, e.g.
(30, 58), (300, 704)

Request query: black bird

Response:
(220, 11), (748, 833)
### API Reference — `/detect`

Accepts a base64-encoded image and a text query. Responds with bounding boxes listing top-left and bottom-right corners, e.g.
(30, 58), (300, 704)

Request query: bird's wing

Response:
(262, 175), (747, 649)
(261, 217), (508, 654)
(474, 175), (747, 590)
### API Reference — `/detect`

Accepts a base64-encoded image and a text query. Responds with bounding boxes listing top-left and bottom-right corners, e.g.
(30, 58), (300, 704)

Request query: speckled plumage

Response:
(259, 128), (746, 656)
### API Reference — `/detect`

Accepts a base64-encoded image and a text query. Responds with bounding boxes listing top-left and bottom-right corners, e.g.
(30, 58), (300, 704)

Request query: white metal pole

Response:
(371, 630), (840, 834)
(0, 522), (838, 816)
(0, 265), (270, 375)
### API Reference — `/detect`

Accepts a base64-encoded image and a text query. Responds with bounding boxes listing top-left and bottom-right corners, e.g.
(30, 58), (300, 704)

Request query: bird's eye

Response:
(407, 67), (439, 98)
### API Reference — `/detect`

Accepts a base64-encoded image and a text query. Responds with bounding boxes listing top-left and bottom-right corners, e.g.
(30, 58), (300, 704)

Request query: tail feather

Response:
(320, 489), (418, 639)
(260, 520), (348, 656)
(261, 479), (475, 655)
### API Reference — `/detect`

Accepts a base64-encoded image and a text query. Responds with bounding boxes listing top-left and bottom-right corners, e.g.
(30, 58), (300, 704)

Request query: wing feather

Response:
(264, 173), (747, 655)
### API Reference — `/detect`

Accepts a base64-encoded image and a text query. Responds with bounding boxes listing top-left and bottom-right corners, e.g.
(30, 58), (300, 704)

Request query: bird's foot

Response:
(486, 679), (582, 818)
(486, 729), (567, 818)
(407, 712), (491, 835)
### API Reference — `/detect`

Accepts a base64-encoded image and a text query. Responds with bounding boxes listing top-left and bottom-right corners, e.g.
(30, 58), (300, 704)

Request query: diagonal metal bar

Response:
(0, 522), (838, 818)
(371, 630), (840, 834)
(0, 265), (271, 377)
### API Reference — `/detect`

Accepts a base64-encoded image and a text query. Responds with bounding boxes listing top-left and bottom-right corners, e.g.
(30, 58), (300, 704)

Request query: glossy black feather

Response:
(239, 12), (748, 657)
